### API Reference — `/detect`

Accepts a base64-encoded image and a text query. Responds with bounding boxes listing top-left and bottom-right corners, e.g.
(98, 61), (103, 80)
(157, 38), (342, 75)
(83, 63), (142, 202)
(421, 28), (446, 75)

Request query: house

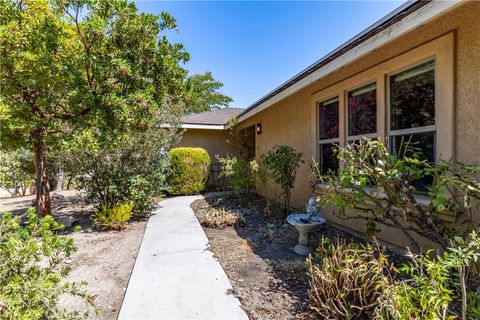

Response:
(176, 108), (248, 187)
(180, 1), (480, 247)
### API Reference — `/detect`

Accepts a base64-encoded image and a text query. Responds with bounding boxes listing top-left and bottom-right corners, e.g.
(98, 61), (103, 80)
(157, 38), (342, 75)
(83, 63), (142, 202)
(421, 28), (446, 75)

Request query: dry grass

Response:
(203, 208), (245, 228)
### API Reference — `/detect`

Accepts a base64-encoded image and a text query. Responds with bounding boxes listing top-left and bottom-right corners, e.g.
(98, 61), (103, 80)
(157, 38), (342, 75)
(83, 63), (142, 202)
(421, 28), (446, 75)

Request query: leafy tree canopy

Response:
(183, 71), (233, 114)
(0, 0), (190, 215)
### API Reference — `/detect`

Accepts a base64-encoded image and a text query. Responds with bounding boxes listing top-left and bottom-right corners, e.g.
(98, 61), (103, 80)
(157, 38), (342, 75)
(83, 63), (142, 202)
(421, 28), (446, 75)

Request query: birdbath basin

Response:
(287, 214), (326, 255)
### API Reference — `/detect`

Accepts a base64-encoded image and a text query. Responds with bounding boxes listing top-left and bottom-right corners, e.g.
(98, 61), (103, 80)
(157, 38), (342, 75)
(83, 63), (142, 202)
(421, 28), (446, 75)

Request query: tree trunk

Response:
(34, 137), (51, 217)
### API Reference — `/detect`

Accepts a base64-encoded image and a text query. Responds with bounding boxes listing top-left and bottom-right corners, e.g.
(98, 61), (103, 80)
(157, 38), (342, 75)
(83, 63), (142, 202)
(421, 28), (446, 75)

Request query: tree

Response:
(183, 71), (233, 114)
(0, 0), (189, 216)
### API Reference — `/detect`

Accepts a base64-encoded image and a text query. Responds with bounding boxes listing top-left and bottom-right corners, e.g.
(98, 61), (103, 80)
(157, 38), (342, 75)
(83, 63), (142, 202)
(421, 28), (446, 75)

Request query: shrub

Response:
(381, 231), (480, 319)
(67, 126), (177, 218)
(262, 145), (304, 214)
(93, 202), (133, 230)
(316, 138), (479, 251)
(203, 208), (245, 228)
(0, 210), (95, 319)
(168, 148), (211, 195)
(217, 156), (266, 193)
(306, 238), (392, 319)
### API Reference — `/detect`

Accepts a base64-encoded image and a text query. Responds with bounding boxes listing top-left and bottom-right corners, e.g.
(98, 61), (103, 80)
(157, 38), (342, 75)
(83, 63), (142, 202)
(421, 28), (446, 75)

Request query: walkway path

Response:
(118, 195), (248, 320)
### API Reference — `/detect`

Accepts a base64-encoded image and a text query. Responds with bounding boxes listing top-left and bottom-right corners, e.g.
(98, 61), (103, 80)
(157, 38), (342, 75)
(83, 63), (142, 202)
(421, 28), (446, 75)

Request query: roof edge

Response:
(180, 124), (226, 130)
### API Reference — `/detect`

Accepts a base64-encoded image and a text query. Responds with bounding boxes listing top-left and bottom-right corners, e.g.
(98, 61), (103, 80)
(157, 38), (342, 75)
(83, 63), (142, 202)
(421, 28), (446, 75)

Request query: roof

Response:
(237, 0), (463, 122)
(180, 108), (244, 130)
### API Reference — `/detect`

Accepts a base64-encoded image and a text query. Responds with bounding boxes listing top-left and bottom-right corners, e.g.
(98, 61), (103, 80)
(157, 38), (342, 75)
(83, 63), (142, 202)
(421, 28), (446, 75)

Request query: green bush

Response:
(167, 148), (211, 195)
(93, 202), (133, 230)
(67, 125), (178, 218)
(262, 145), (304, 214)
(380, 231), (480, 320)
(0, 210), (95, 319)
(217, 156), (266, 193)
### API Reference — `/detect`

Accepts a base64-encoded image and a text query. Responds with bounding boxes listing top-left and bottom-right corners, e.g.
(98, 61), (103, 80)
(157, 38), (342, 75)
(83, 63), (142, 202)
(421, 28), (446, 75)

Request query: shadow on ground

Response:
(192, 193), (368, 319)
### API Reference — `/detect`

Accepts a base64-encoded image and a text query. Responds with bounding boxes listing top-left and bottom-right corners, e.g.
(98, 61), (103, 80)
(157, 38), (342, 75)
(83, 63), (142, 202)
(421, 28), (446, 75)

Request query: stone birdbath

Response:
(287, 197), (326, 255)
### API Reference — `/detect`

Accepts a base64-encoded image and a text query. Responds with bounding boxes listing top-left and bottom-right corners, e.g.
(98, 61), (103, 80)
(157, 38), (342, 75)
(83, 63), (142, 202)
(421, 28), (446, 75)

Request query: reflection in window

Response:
(319, 97), (339, 140)
(389, 60), (436, 191)
(347, 83), (376, 137)
(319, 143), (339, 175)
(390, 61), (435, 130)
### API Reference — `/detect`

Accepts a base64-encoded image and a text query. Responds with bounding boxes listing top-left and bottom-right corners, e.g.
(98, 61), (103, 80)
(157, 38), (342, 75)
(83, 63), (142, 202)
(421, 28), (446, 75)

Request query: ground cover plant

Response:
(168, 147), (211, 195)
(0, 210), (96, 319)
(93, 202), (133, 230)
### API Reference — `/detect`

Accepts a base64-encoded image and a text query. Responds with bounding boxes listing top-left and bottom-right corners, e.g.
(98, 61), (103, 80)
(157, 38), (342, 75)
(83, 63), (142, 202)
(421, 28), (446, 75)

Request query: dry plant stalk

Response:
(307, 238), (393, 319)
(203, 208), (245, 228)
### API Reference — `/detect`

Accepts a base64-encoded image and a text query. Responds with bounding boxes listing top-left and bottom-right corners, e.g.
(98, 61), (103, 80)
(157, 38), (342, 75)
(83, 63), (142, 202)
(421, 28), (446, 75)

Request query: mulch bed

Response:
(191, 193), (370, 320)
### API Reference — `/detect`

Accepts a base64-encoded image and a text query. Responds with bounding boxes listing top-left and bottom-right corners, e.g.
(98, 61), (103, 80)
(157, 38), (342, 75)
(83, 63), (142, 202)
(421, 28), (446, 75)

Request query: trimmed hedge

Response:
(167, 148), (211, 195)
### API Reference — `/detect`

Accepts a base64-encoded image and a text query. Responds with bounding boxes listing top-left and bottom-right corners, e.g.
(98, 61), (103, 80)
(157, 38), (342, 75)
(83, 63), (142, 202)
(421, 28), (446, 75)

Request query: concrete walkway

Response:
(118, 195), (248, 320)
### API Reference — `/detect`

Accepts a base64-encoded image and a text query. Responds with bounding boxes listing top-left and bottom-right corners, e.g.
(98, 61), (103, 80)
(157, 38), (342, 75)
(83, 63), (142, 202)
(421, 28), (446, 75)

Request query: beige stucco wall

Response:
(237, 2), (480, 249)
(176, 128), (239, 162)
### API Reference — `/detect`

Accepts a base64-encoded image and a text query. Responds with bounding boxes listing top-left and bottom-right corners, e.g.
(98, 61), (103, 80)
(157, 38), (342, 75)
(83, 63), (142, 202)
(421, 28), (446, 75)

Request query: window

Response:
(388, 60), (436, 188)
(318, 97), (339, 175)
(347, 82), (377, 141)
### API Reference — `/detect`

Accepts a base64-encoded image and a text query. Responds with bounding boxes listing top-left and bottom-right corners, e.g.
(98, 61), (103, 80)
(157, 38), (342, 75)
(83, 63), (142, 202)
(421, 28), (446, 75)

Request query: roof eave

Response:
(180, 124), (226, 130)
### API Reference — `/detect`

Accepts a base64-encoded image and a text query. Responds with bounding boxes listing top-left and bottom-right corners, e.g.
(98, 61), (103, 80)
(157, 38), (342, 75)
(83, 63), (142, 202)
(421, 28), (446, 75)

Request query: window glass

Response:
(390, 61), (435, 131)
(319, 97), (339, 140)
(319, 143), (339, 175)
(390, 132), (435, 190)
(347, 83), (376, 136)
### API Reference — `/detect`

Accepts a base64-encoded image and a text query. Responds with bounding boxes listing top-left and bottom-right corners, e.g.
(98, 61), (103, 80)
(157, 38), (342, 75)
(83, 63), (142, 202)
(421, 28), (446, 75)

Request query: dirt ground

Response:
(191, 194), (368, 320)
(0, 190), (147, 320)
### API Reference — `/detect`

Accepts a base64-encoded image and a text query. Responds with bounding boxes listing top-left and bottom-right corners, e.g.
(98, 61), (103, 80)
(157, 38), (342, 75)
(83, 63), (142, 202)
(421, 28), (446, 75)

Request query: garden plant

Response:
(167, 147), (211, 195)
(0, 211), (96, 319)
(316, 138), (479, 252)
(262, 145), (304, 216)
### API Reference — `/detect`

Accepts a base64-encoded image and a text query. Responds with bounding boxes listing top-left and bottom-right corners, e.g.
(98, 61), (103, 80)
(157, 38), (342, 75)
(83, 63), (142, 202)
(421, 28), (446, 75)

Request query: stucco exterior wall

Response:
(237, 2), (480, 248)
(176, 128), (238, 162)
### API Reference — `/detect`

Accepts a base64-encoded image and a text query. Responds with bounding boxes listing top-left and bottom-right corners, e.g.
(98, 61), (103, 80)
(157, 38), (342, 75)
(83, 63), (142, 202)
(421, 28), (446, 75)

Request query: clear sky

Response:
(134, 1), (406, 108)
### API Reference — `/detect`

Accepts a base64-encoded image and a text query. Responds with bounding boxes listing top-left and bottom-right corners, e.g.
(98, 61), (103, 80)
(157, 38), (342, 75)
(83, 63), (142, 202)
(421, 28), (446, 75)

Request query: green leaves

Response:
(315, 138), (479, 252)
(262, 145), (304, 212)
(0, 211), (96, 319)
(183, 71), (233, 114)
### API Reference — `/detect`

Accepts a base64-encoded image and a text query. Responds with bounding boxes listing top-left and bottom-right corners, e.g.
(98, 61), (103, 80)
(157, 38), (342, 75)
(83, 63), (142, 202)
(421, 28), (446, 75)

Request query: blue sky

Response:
(134, 1), (406, 108)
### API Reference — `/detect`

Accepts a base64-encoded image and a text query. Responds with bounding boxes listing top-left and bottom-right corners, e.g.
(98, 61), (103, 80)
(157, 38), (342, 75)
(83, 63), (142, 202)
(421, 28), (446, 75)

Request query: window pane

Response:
(390, 61), (435, 131)
(319, 97), (339, 140)
(390, 132), (435, 190)
(348, 83), (376, 136)
(319, 143), (339, 175)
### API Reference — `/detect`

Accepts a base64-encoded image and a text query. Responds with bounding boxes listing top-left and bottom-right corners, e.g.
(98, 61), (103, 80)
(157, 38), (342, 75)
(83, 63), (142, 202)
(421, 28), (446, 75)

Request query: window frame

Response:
(317, 96), (340, 174)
